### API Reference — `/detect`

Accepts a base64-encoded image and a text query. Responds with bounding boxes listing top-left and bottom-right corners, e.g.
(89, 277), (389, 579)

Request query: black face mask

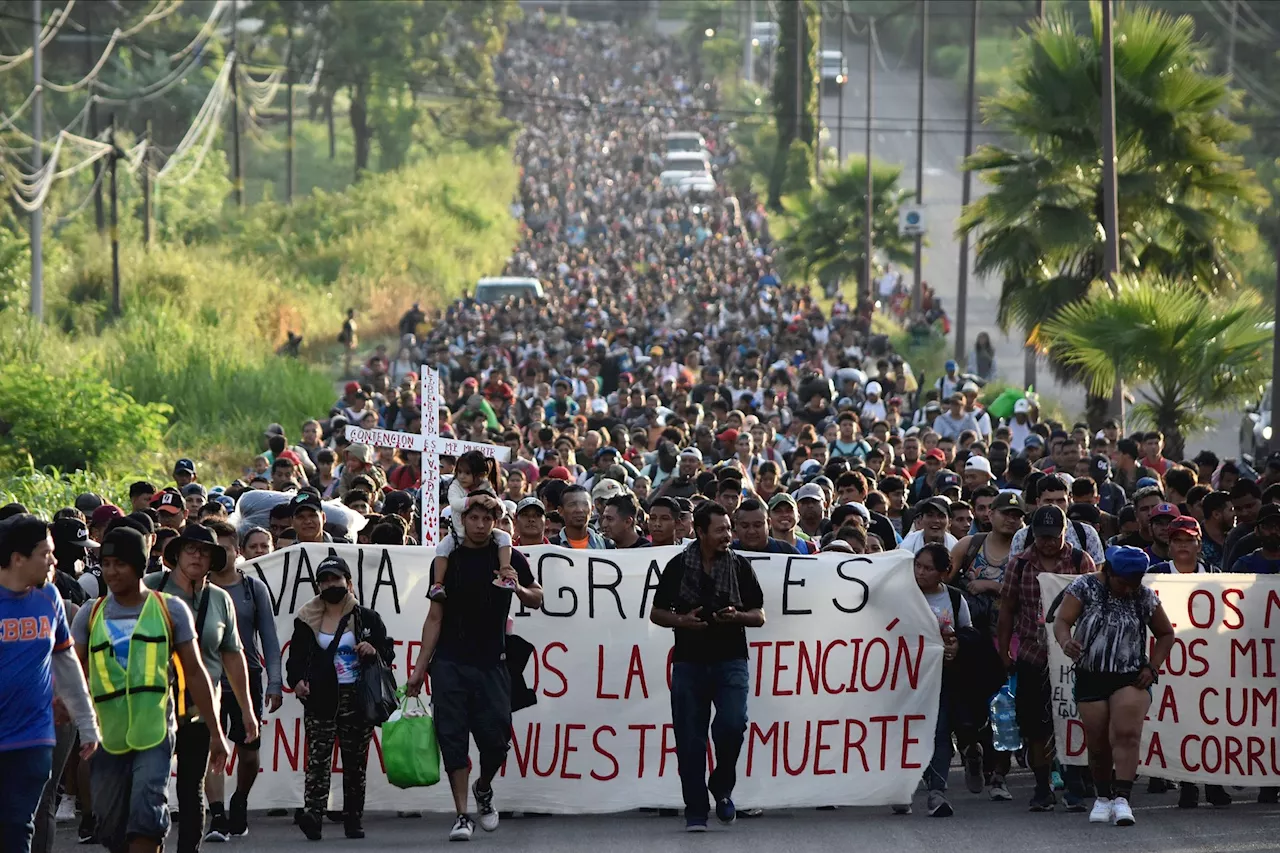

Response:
(1260, 534), (1280, 552)
(320, 586), (348, 604)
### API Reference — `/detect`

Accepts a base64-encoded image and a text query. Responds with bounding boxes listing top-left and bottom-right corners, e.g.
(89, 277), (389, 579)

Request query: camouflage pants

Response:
(304, 684), (373, 818)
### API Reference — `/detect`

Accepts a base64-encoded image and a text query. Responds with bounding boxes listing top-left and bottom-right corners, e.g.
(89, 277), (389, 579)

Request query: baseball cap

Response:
(964, 455), (992, 476)
(1150, 502), (1180, 521)
(1106, 545), (1150, 579)
(316, 555), (352, 580)
(1257, 504), (1280, 525)
(343, 381), (361, 395)
(595, 446), (619, 460)
(591, 479), (625, 502)
(794, 483), (825, 503)
(716, 428), (739, 444)
(1090, 455), (1111, 480)
(1030, 505), (1067, 536)
(181, 483), (208, 499)
(679, 447), (704, 462)
(1024, 435), (1046, 449)
(992, 492), (1024, 515)
(172, 458), (196, 476)
(768, 493), (798, 511)
(1168, 516), (1201, 538)
(291, 492), (324, 515)
(90, 504), (124, 529)
(924, 448), (946, 462)
(211, 495), (235, 514)
(347, 444), (375, 464)
(919, 496), (950, 517)
(866, 381), (882, 396)
(52, 517), (97, 549)
(1013, 398), (1031, 414)
(1067, 503), (1101, 525)
(264, 423), (285, 437)
(945, 360), (957, 372)
(382, 490), (415, 516)
(1135, 476), (1160, 490)
(547, 466), (573, 482)
(516, 496), (546, 515)
(935, 471), (962, 491)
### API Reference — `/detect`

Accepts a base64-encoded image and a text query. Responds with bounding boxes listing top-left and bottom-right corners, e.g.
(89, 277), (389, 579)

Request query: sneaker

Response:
(1147, 777), (1172, 794)
(1029, 791), (1056, 812)
(1089, 797), (1114, 823)
(685, 818), (708, 832)
(492, 576), (518, 591)
(1178, 783), (1199, 809)
(77, 813), (97, 844)
(1063, 791), (1087, 813)
(1259, 787), (1279, 805)
(715, 797), (736, 825)
(345, 817), (365, 839)
(228, 793), (249, 837)
(204, 812), (230, 843)
(449, 814), (474, 842)
(740, 807), (764, 818)
(473, 781), (499, 832)
(56, 798), (77, 822)
(1206, 784), (1233, 808)
(926, 791), (953, 817)
(296, 811), (323, 842)
(1051, 770), (1065, 791)
(990, 781), (1013, 801)
(963, 747), (983, 794)
(1112, 796), (1135, 826)
(890, 804), (912, 815)
(428, 583), (448, 601)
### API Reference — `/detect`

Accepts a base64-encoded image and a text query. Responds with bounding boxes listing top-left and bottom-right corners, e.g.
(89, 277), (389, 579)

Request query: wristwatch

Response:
(1141, 663), (1159, 684)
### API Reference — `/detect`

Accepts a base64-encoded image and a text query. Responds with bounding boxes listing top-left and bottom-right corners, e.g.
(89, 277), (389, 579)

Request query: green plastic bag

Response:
(381, 694), (441, 788)
(986, 387), (1024, 420)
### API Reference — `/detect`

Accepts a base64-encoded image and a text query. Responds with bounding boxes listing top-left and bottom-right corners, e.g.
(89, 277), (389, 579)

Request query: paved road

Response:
(52, 772), (1280, 851)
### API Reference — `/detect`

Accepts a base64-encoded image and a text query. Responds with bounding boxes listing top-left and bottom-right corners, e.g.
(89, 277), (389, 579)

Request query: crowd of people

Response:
(2, 13), (1279, 852)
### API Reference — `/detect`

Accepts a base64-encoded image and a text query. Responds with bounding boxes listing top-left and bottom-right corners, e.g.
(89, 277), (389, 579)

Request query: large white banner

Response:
(1042, 572), (1280, 785)
(215, 544), (943, 813)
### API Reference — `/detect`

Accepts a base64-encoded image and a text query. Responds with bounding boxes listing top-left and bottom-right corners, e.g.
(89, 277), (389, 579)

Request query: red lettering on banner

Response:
(1232, 638), (1258, 678)
(1182, 735), (1201, 773)
(1223, 589), (1245, 629)
(1266, 590), (1280, 628)
(868, 715), (894, 770)
(844, 638), (862, 692)
(507, 724), (533, 777)
(901, 714), (924, 769)
(843, 719), (868, 772)
(820, 640), (846, 694)
(273, 718), (302, 771)
(797, 641), (821, 695)
(1265, 638), (1278, 678)
(861, 639), (890, 691)
(1065, 719), (1086, 758)
(772, 641), (795, 696)
(747, 722), (778, 776)
(782, 720), (811, 775)
(1225, 736), (1246, 777)
(659, 724), (676, 777)
(532, 724), (561, 777)
(1200, 687), (1220, 725)
(665, 647), (674, 691)
(629, 724), (655, 777)
(750, 641), (768, 696)
(1189, 589), (1216, 629)
(595, 646), (618, 699)
(1162, 637), (1210, 677)
(542, 642), (568, 698)
(1247, 737), (1266, 777)
(813, 720), (837, 775)
(560, 724), (585, 779)
(624, 645), (648, 699)
(590, 726), (619, 781)
(892, 636), (923, 689)
(1156, 685), (1179, 723)
(1144, 731), (1167, 769)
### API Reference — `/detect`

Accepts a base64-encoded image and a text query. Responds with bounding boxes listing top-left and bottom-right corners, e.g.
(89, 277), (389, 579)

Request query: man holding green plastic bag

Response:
(381, 691), (441, 789)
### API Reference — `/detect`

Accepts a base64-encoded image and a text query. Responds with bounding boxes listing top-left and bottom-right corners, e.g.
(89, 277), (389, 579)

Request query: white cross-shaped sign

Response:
(342, 365), (509, 546)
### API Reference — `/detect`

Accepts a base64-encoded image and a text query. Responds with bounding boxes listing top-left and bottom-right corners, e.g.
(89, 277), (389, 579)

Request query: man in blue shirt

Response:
(0, 515), (99, 853)
(1230, 504), (1280, 574)
(733, 499), (798, 554)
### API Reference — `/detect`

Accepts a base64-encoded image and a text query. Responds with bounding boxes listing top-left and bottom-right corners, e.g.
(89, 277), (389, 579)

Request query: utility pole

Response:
(743, 0), (755, 85)
(31, 0), (43, 322)
(142, 120), (152, 249)
(1101, 0), (1123, 427)
(109, 113), (121, 315)
(837, 0), (845, 163)
(1036, 0), (1045, 18)
(1226, 0), (1238, 79)
(230, 0), (244, 208)
(955, 0), (979, 364)
(910, 0), (927, 313)
(86, 4), (103, 234)
(863, 17), (874, 305)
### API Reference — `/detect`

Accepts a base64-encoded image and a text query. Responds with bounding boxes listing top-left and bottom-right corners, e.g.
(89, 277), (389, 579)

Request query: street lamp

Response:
(705, 27), (715, 37)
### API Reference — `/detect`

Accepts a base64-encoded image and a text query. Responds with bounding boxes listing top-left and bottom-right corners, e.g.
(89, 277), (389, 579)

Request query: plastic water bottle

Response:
(990, 677), (1022, 752)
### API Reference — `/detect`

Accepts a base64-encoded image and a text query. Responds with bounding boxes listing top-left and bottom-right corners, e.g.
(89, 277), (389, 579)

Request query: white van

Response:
(664, 131), (707, 154)
(473, 277), (545, 304)
(821, 50), (848, 87)
(751, 21), (778, 48)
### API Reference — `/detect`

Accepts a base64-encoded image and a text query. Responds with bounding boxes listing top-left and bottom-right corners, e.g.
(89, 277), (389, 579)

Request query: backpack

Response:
(957, 533), (989, 580)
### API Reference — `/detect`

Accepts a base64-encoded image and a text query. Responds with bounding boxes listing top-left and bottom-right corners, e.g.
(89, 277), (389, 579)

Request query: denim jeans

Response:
(924, 692), (952, 793)
(0, 745), (54, 853)
(670, 659), (749, 820)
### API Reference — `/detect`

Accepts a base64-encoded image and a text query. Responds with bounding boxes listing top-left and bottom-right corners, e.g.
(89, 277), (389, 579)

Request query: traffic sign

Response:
(898, 205), (926, 237)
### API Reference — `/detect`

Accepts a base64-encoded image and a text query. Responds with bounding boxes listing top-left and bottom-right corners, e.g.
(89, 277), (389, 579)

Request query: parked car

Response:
(1241, 382), (1273, 462)
(820, 50), (848, 88)
(751, 21), (778, 48)
(474, 277), (545, 304)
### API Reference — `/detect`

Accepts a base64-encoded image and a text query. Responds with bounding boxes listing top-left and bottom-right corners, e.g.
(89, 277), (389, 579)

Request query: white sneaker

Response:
(1112, 797), (1135, 826)
(449, 814), (474, 842)
(55, 798), (77, 822)
(1089, 797), (1113, 823)
(473, 781), (499, 832)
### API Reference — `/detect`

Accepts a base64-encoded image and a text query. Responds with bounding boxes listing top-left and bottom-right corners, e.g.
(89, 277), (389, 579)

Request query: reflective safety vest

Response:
(87, 591), (184, 755)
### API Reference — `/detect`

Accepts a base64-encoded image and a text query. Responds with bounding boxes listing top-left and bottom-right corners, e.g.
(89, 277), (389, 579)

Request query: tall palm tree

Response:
(958, 3), (1267, 348)
(1041, 275), (1271, 459)
(779, 155), (914, 296)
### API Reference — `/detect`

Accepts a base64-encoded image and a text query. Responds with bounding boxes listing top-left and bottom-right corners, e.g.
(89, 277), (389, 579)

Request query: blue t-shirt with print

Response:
(0, 584), (71, 751)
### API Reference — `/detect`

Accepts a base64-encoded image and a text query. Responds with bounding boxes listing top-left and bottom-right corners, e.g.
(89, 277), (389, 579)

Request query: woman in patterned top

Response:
(1053, 546), (1174, 829)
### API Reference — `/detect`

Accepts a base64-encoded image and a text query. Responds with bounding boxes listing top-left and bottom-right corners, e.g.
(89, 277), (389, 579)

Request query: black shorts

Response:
(1073, 669), (1147, 704)
(1014, 660), (1054, 742)
(220, 671), (264, 749)
(430, 658), (512, 774)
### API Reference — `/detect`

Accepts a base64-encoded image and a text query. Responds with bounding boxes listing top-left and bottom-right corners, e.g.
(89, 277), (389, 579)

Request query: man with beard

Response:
(1221, 480), (1266, 572)
(1229, 504), (1280, 574)
(970, 486), (998, 534)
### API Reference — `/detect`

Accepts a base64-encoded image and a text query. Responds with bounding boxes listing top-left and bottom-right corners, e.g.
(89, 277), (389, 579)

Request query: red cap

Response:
(90, 504), (123, 528)
(344, 381), (361, 395)
(548, 466), (573, 482)
(1151, 502), (1181, 520)
(925, 448), (946, 462)
(1168, 516), (1201, 538)
(717, 428), (739, 444)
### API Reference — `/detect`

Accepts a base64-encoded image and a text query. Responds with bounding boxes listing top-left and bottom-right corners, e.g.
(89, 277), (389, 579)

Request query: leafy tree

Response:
(1041, 275), (1271, 460)
(958, 4), (1267, 345)
(769, 0), (819, 208)
(780, 155), (913, 294)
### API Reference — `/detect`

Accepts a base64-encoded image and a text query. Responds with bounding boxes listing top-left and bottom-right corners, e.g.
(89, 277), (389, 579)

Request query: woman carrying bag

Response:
(286, 555), (394, 841)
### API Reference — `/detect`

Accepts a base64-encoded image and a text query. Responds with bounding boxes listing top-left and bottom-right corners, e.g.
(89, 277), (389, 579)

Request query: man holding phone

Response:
(649, 503), (766, 832)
